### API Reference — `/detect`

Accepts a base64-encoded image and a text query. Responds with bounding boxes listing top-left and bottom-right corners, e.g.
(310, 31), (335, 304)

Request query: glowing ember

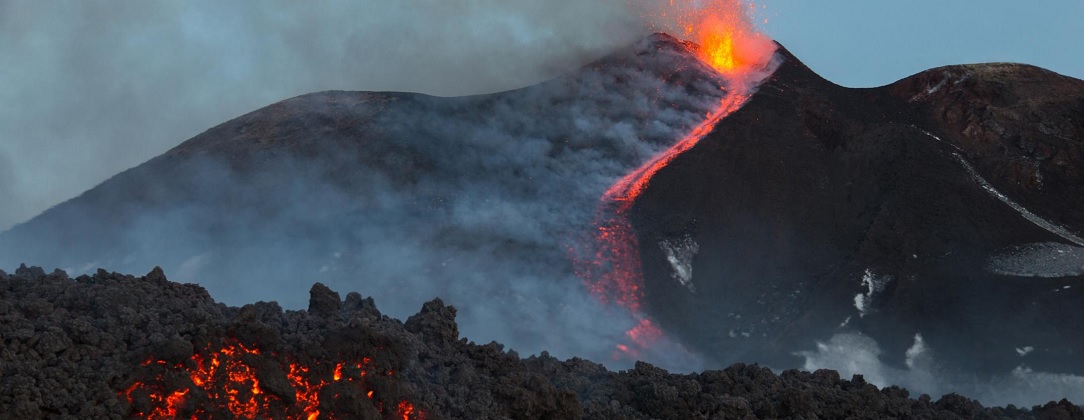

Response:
(611, 318), (667, 360)
(627, 318), (665, 349)
(287, 363), (323, 418)
(121, 382), (189, 420)
(581, 0), (777, 358)
(120, 339), (422, 419)
(398, 401), (420, 420)
(188, 341), (267, 416)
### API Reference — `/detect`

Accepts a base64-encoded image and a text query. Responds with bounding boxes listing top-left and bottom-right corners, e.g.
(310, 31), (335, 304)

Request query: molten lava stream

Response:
(583, 89), (752, 359)
(582, 0), (778, 359)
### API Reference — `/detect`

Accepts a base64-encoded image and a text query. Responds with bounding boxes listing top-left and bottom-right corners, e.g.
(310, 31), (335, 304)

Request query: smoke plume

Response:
(0, 0), (646, 231)
(0, 33), (738, 372)
(0, 0), (787, 377)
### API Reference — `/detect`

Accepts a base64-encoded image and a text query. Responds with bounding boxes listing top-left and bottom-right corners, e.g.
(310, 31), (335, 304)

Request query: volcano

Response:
(2, 31), (1083, 399)
(629, 43), (1084, 378)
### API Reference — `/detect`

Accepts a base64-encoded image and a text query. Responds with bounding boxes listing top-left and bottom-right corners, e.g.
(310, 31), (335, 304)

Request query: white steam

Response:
(854, 269), (891, 318)
(660, 235), (700, 293)
(800, 331), (1084, 407)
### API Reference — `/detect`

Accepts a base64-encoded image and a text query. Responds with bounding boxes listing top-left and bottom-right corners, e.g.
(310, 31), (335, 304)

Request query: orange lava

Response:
(189, 341), (266, 416)
(643, 0), (776, 77)
(583, 88), (750, 327)
(398, 401), (421, 420)
(582, 0), (776, 358)
(121, 382), (189, 420)
(611, 318), (667, 360)
(121, 339), (422, 419)
(626, 318), (665, 349)
(604, 91), (750, 208)
(589, 92), (748, 359)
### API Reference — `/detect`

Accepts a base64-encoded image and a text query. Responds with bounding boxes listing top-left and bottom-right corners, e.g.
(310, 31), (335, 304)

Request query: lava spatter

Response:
(642, 0), (777, 77)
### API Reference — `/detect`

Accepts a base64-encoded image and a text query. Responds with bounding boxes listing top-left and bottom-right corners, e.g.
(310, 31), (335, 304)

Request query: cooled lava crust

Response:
(2, 266), (1082, 418)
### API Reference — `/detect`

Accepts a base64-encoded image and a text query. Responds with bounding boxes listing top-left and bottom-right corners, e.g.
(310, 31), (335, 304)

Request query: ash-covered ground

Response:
(2, 265), (1081, 419)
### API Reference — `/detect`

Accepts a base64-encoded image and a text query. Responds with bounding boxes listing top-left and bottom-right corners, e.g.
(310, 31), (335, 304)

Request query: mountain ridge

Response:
(629, 38), (1084, 376)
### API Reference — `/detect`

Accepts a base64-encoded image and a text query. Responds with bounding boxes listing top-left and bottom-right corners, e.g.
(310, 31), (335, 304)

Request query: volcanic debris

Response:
(1, 266), (1081, 419)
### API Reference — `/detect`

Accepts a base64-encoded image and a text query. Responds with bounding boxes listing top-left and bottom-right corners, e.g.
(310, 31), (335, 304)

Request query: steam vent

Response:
(2, 13), (1084, 420)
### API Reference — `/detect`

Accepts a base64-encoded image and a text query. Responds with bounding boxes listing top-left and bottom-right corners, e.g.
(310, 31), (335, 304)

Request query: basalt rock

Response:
(632, 44), (1084, 376)
(1, 266), (1081, 419)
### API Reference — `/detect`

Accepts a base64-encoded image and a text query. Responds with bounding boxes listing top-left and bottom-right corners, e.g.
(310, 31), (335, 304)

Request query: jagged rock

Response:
(6, 265), (1077, 418)
(14, 263), (44, 279)
(144, 266), (167, 283)
(1034, 399), (1084, 419)
(307, 282), (342, 320)
(343, 291), (381, 320)
(404, 298), (459, 344)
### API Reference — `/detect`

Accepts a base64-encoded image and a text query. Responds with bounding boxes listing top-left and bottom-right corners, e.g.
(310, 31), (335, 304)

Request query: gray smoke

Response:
(0, 34), (730, 373)
(0, 0), (645, 231)
(0, 153), (16, 226)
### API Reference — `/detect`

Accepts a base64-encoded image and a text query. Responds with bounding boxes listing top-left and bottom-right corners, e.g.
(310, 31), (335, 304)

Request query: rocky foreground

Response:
(1, 266), (1080, 419)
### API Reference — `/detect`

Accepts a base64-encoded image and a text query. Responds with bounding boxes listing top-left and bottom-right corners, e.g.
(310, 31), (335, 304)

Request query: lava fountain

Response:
(578, 0), (778, 359)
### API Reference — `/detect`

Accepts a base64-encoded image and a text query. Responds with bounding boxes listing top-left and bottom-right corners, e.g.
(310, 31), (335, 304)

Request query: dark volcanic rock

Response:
(632, 45), (1084, 376)
(308, 282), (342, 319)
(2, 266), (1081, 419)
(404, 297), (459, 344)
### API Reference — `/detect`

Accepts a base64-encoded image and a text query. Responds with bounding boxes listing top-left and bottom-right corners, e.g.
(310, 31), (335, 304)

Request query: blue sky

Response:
(0, 0), (1080, 230)
(759, 0), (1083, 86)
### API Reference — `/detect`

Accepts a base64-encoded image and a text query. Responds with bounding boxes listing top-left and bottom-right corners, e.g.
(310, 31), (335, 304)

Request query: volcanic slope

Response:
(3, 32), (1084, 384)
(630, 44), (1084, 378)
(0, 34), (731, 365)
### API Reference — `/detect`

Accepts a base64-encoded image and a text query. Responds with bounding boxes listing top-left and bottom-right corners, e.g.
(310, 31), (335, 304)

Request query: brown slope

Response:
(890, 62), (1084, 230)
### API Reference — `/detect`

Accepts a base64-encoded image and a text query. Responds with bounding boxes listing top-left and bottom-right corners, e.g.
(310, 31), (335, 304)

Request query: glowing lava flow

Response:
(581, 0), (777, 358)
(583, 90), (751, 359)
(120, 340), (423, 419)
